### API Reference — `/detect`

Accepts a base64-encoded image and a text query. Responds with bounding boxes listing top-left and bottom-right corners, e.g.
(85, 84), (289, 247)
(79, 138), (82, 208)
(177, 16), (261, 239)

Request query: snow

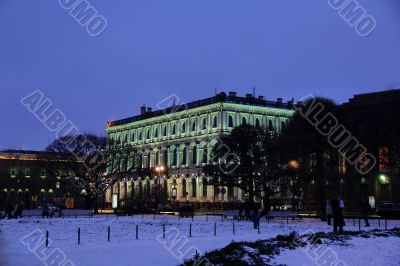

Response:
(0, 215), (399, 266)
(273, 236), (400, 266)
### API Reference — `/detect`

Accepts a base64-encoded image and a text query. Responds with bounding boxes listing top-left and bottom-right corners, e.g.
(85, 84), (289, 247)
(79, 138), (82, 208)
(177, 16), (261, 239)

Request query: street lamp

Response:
(155, 166), (165, 177)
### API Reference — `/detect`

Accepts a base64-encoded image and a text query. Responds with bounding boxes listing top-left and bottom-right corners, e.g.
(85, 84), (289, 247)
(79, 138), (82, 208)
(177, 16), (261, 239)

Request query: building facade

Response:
(0, 150), (80, 210)
(105, 92), (295, 208)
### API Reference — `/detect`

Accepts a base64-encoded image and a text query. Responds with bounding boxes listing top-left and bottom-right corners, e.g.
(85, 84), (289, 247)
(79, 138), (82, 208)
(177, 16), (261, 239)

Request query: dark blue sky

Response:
(1, 1), (399, 150)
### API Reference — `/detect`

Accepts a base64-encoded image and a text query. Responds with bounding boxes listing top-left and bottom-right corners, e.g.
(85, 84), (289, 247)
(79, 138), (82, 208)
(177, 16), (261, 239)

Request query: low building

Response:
(0, 150), (80, 210)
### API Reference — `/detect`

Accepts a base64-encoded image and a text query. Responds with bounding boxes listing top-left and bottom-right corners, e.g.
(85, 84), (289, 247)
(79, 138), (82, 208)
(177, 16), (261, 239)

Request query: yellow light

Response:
(289, 160), (299, 169)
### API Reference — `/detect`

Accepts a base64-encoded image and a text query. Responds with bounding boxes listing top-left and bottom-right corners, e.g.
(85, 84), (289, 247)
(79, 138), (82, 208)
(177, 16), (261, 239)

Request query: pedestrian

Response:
(244, 201), (251, 221)
(239, 203), (244, 221)
(330, 198), (345, 233)
(14, 203), (23, 219)
(251, 205), (260, 229)
(326, 199), (333, 225)
(360, 200), (371, 227)
(4, 204), (13, 219)
(42, 205), (50, 218)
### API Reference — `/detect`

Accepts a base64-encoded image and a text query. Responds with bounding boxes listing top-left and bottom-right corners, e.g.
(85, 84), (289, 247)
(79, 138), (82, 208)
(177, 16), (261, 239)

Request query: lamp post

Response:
(155, 166), (165, 207)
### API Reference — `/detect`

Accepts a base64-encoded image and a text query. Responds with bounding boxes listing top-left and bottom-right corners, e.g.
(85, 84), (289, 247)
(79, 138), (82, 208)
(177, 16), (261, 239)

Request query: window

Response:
(201, 148), (207, 164)
(202, 118), (207, 129)
(172, 149), (177, 166)
(268, 120), (274, 131)
(182, 179), (187, 197)
(163, 126), (167, 137)
(228, 116), (234, 127)
(213, 116), (218, 128)
(379, 147), (389, 173)
(192, 146), (197, 165)
(192, 178), (197, 197)
(242, 117), (247, 125)
(138, 131), (142, 141)
(281, 121), (286, 130)
(182, 147), (187, 166)
(192, 122), (196, 131)
(124, 134), (128, 143)
(146, 129), (150, 139)
(154, 128), (158, 138)
(202, 178), (208, 197)
(255, 119), (260, 128)
(172, 124), (176, 135)
(131, 132), (135, 142)
(182, 122), (186, 133)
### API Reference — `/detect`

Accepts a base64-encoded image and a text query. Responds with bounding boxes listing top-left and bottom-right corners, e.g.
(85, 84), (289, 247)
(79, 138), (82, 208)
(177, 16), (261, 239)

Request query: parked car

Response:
(376, 202), (400, 218)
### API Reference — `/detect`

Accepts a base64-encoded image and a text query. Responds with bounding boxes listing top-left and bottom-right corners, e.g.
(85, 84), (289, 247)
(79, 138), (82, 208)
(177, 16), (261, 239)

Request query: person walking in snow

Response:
(360, 200), (371, 227)
(331, 198), (345, 233)
(326, 199), (333, 225)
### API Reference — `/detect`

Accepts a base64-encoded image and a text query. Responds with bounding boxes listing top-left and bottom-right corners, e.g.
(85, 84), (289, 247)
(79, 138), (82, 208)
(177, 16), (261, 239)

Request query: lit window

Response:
(379, 147), (389, 173)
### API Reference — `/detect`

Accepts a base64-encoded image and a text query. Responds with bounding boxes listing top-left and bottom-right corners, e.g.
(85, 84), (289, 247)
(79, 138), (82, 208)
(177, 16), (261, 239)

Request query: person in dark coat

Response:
(251, 205), (260, 229)
(330, 198), (345, 233)
(4, 204), (13, 219)
(360, 200), (371, 227)
(244, 201), (251, 221)
(239, 203), (244, 221)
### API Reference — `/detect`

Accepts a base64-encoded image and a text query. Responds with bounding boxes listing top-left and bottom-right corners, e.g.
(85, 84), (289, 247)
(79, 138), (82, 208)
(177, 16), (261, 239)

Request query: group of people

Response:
(239, 200), (272, 229)
(325, 198), (345, 232)
(1, 203), (23, 219)
(326, 198), (371, 233)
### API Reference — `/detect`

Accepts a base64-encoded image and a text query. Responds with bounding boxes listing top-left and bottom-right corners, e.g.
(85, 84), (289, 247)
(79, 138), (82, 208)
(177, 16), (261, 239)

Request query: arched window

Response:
(192, 146), (197, 165)
(182, 122), (186, 133)
(281, 121), (286, 130)
(192, 121), (196, 131)
(138, 131), (142, 141)
(201, 147), (207, 164)
(268, 120), (274, 131)
(192, 178), (197, 197)
(163, 126), (167, 136)
(172, 124), (176, 135)
(138, 180), (143, 196)
(255, 119), (260, 128)
(146, 154), (150, 169)
(146, 180), (151, 196)
(163, 149), (168, 165)
(155, 150), (159, 165)
(182, 147), (187, 166)
(131, 132), (135, 142)
(202, 178), (208, 197)
(124, 134), (128, 143)
(228, 116), (234, 127)
(202, 118), (207, 129)
(242, 117), (247, 125)
(172, 149), (177, 166)
(146, 129), (150, 139)
(154, 128), (158, 138)
(213, 116), (218, 128)
(182, 179), (187, 197)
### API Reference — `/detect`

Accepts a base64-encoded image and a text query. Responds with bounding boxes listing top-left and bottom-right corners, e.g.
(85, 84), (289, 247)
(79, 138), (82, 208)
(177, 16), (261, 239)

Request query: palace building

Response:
(105, 92), (295, 208)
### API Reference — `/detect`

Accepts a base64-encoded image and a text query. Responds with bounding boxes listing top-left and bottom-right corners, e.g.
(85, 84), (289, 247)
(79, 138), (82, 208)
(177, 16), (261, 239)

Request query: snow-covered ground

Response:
(0, 215), (399, 266)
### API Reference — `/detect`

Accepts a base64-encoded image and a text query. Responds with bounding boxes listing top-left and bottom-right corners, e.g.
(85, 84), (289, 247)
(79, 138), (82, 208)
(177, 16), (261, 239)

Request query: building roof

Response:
(108, 92), (295, 128)
(0, 150), (69, 161)
(342, 89), (400, 108)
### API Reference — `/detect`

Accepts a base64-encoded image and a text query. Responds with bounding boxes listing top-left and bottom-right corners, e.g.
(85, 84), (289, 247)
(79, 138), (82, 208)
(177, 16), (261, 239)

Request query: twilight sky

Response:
(0, 0), (400, 150)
